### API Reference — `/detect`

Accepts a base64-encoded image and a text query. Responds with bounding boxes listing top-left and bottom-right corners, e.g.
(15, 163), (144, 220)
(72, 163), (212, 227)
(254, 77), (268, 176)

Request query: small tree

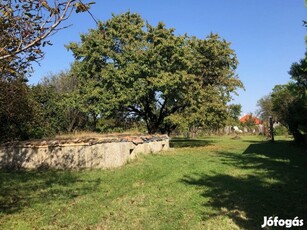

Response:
(31, 71), (87, 135)
(256, 94), (274, 121)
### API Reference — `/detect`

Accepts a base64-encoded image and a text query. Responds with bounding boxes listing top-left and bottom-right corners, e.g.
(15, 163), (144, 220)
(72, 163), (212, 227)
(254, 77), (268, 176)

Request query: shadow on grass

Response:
(0, 170), (101, 215)
(170, 138), (215, 148)
(181, 140), (307, 229)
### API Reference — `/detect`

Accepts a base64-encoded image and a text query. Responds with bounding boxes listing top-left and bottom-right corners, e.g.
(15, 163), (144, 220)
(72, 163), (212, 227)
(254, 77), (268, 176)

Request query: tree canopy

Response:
(67, 12), (243, 134)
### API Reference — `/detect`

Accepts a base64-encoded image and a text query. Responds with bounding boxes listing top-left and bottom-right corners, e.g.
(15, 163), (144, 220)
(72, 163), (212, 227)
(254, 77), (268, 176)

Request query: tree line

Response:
(1, 10), (243, 142)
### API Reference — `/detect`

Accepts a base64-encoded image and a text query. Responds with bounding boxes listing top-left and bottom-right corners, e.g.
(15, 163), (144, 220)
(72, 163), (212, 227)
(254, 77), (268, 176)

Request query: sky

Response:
(30, 0), (307, 116)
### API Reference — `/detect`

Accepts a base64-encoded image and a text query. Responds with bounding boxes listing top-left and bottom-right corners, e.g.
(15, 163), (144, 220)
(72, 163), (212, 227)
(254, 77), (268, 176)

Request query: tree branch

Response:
(0, 0), (75, 61)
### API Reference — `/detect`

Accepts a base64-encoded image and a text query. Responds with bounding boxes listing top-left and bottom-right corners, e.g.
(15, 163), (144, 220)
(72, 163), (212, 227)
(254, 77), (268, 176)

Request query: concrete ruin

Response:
(0, 135), (169, 170)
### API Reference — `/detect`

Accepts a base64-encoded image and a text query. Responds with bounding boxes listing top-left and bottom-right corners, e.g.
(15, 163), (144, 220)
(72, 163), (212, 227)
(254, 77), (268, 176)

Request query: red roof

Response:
(239, 114), (262, 125)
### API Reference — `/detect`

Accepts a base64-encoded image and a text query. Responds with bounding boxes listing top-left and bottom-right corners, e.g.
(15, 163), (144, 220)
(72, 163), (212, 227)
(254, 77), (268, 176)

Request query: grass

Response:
(0, 135), (306, 229)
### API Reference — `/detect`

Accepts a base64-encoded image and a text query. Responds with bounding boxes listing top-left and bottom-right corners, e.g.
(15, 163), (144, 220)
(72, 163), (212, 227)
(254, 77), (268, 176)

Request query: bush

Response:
(274, 125), (288, 136)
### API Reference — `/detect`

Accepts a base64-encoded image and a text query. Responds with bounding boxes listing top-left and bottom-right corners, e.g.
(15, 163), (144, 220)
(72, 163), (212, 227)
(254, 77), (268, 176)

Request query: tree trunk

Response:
(147, 122), (160, 134)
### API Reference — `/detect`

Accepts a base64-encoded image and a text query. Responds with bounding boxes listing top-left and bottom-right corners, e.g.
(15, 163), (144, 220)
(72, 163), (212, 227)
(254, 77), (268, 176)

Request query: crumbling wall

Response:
(0, 135), (169, 170)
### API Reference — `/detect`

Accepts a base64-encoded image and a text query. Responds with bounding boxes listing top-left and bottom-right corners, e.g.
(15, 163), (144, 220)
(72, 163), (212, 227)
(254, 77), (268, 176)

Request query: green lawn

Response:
(0, 136), (306, 229)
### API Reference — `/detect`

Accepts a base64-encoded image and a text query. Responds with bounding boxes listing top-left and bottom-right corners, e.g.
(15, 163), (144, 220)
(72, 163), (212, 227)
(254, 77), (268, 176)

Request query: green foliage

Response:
(274, 125), (288, 136)
(31, 83), (66, 136)
(0, 78), (42, 141)
(289, 57), (307, 95)
(31, 71), (87, 136)
(228, 104), (242, 121)
(68, 12), (243, 134)
(226, 104), (242, 126)
(271, 83), (306, 143)
(256, 94), (274, 121)
(259, 55), (307, 143)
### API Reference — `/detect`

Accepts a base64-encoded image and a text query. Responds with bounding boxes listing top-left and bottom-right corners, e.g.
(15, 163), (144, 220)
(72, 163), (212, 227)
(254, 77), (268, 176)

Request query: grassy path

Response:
(1, 136), (306, 229)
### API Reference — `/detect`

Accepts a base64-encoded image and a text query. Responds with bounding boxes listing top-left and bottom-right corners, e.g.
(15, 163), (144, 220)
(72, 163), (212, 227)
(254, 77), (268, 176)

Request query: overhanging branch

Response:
(0, 0), (75, 61)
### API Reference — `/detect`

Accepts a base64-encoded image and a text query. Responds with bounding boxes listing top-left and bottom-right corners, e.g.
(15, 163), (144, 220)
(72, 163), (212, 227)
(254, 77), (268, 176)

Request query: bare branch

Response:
(79, 0), (98, 25)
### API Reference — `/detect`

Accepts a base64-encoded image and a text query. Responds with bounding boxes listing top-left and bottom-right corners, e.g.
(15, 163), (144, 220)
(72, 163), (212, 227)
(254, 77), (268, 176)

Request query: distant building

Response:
(239, 114), (263, 125)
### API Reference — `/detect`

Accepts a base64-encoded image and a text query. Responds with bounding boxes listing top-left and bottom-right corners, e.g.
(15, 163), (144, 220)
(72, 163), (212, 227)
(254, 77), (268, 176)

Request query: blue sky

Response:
(30, 0), (307, 115)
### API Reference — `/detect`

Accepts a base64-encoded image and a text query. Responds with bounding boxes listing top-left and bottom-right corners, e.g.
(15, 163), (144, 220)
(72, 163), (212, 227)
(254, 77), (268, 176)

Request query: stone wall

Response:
(0, 135), (169, 170)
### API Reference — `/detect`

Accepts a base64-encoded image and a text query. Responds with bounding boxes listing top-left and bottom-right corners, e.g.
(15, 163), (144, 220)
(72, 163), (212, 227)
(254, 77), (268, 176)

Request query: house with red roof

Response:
(239, 114), (263, 125)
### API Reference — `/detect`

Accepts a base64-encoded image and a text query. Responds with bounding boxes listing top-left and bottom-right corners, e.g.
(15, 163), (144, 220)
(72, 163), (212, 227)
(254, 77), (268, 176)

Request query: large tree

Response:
(68, 12), (243, 134)
(0, 0), (95, 79)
